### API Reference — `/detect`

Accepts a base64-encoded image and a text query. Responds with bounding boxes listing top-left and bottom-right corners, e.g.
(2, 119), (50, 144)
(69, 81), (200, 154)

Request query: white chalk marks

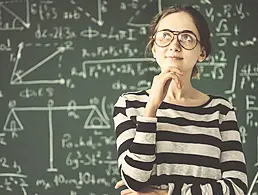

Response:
(0, 0), (30, 31)
(10, 42), (66, 85)
(69, 0), (104, 26)
(127, 0), (161, 27)
(3, 98), (110, 172)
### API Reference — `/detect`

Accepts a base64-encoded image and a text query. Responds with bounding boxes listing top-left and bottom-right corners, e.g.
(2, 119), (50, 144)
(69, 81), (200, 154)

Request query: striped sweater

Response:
(113, 90), (248, 195)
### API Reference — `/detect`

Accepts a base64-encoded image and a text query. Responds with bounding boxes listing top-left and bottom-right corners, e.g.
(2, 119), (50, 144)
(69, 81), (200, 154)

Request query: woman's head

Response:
(145, 5), (211, 78)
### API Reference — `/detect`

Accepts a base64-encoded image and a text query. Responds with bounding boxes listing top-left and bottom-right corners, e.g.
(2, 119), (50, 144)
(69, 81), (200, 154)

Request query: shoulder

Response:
(114, 90), (148, 108)
(209, 95), (234, 113)
(113, 90), (148, 116)
(116, 90), (148, 103)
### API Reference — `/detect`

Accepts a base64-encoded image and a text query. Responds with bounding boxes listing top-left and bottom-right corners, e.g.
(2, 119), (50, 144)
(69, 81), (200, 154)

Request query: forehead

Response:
(156, 12), (200, 37)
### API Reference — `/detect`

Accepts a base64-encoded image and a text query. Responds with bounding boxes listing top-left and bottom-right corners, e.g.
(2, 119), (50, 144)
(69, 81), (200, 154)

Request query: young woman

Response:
(113, 5), (248, 195)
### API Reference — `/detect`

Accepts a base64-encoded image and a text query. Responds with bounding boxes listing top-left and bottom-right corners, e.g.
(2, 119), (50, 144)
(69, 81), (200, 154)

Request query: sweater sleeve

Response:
(113, 95), (158, 191)
(168, 106), (248, 195)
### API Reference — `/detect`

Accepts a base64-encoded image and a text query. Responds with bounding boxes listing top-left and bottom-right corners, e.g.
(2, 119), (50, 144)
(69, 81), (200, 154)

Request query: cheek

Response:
(154, 48), (166, 59)
(185, 49), (200, 61)
(183, 53), (199, 69)
(155, 50), (167, 67)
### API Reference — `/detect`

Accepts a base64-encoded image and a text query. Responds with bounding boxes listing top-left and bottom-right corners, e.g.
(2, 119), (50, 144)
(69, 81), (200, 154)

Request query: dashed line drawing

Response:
(127, 0), (162, 27)
(69, 0), (104, 26)
(3, 98), (110, 172)
(10, 42), (66, 85)
(0, 0), (30, 31)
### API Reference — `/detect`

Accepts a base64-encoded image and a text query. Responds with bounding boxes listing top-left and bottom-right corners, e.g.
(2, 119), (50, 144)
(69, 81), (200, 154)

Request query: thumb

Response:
(114, 180), (125, 189)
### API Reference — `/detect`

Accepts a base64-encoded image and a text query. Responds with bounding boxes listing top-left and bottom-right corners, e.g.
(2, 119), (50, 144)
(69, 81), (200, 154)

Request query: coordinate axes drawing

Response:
(0, 0), (30, 31)
(3, 98), (110, 172)
(10, 42), (67, 85)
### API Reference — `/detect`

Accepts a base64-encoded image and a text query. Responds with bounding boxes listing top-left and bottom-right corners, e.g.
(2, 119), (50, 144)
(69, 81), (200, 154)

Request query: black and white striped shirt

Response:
(113, 90), (247, 195)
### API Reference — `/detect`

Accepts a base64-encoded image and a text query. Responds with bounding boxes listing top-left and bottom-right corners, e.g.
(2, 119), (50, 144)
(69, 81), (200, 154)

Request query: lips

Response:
(166, 56), (183, 59)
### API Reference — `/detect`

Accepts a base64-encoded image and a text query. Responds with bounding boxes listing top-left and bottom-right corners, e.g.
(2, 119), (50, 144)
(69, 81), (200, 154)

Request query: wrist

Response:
(153, 189), (168, 195)
(144, 102), (158, 117)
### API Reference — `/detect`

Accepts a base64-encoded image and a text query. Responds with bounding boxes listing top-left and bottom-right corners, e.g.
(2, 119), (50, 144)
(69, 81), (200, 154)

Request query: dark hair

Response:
(145, 4), (211, 78)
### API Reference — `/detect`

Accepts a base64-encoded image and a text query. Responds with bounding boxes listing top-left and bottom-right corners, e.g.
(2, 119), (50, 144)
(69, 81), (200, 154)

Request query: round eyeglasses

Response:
(153, 29), (200, 50)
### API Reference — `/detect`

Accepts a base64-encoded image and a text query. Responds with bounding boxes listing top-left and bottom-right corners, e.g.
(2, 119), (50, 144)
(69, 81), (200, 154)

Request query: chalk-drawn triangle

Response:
(3, 109), (24, 132)
(127, 0), (160, 27)
(10, 46), (66, 85)
(0, 0), (30, 30)
(84, 107), (110, 129)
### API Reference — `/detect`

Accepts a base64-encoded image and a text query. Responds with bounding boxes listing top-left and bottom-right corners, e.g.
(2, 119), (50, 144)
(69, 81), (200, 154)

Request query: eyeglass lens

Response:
(154, 30), (198, 50)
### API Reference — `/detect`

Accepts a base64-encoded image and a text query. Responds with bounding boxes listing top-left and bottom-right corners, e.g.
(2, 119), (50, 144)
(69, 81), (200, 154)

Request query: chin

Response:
(166, 63), (179, 68)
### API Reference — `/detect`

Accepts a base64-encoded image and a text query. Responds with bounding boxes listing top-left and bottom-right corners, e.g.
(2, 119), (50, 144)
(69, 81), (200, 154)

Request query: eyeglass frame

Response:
(152, 29), (201, 50)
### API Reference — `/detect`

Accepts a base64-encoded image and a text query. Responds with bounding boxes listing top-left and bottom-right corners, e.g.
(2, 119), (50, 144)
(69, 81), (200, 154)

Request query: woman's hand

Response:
(115, 180), (168, 195)
(144, 66), (183, 117)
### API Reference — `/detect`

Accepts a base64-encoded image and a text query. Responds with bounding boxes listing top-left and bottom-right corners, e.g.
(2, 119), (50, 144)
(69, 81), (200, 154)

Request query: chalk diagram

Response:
(0, 0), (30, 31)
(10, 42), (67, 85)
(127, 0), (162, 27)
(3, 97), (110, 172)
(69, 0), (105, 26)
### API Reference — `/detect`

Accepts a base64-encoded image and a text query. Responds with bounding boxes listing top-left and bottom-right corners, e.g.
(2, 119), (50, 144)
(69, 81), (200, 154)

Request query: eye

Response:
(161, 32), (170, 38)
(180, 33), (194, 42)
(156, 31), (172, 40)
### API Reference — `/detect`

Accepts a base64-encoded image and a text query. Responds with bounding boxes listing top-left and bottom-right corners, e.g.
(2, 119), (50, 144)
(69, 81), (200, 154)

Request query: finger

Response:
(161, 69), (183, 81)
(167, 66), (184, 75)
(167, 72), (180, 85)
(120, 189), (134, 195)
(177, 82), (181, 89)
(160, 72), (177, 85)
(167, 72), (181, 89)
(115, 180), (125, 189)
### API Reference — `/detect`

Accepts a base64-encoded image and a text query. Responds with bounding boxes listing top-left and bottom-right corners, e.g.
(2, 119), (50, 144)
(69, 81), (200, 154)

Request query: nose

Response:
(168, 35), (181, 51)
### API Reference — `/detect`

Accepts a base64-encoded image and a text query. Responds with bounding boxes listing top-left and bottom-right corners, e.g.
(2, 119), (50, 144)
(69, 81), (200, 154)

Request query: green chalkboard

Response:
(0, 0), (257, 194)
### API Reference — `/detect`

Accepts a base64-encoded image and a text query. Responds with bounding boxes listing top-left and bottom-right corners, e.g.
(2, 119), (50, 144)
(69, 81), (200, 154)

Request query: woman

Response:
(113, 4), (248, 195)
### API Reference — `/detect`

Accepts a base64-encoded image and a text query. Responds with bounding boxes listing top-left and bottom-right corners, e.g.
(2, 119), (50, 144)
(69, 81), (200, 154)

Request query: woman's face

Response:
(152, 12), (206, 74)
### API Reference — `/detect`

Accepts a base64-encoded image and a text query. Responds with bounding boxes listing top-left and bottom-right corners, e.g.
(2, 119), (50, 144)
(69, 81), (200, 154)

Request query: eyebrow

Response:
(156, 29), (200, 41)
(157, 29), (196, 34)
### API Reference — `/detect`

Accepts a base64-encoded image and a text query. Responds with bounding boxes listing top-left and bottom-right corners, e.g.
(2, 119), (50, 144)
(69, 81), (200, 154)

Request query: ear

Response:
(197, 48), (206, 62)
(152, 46), (156, 58)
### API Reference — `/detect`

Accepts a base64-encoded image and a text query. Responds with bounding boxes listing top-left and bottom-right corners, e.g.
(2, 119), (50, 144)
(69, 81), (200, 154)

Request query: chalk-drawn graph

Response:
(3, 98), (110, 172)
(127, 0), (162, 27)
(10, 42), (66, 85)
(0, 0), (30, 31)
(69, 0), (104, 26)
